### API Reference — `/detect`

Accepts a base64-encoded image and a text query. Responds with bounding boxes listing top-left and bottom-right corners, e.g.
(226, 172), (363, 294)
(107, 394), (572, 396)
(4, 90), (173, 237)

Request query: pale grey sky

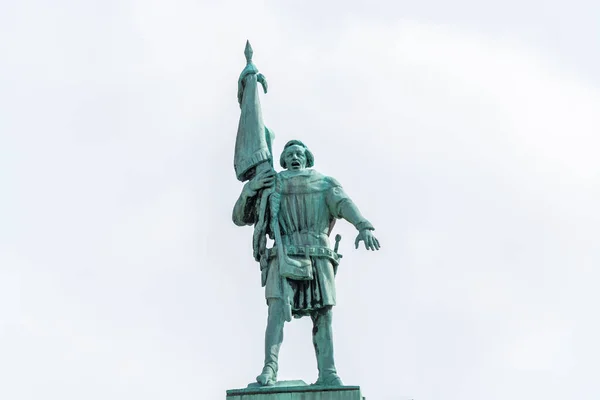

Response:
(1, 1), (599, 399)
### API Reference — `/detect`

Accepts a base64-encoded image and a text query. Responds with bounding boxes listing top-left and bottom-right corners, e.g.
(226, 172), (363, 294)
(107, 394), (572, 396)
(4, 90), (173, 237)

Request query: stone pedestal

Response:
(226, 381), (365, 400)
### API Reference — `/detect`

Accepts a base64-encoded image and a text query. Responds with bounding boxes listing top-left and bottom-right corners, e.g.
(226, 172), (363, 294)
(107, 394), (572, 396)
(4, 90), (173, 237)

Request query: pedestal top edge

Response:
(226, 385), (361, 396)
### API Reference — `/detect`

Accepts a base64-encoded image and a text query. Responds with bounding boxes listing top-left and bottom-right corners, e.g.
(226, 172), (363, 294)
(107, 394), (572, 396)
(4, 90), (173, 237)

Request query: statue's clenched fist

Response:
(248, 169), (276, 192)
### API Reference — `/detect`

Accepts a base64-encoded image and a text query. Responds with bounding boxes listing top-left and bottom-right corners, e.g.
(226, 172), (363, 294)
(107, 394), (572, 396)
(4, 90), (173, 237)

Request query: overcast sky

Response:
(1, 1), (599, 399)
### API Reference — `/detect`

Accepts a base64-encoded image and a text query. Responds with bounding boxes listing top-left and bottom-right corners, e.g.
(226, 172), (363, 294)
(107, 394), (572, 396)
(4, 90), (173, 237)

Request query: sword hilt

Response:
(334, 234), (342, 254)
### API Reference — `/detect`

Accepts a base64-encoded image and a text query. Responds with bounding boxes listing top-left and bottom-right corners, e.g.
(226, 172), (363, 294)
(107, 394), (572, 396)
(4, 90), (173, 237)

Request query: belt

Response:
(267, 245), (342, 265)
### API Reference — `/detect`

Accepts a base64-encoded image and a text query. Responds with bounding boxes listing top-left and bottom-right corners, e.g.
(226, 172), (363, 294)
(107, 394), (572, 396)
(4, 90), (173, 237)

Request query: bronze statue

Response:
(232, 41), (380, 387)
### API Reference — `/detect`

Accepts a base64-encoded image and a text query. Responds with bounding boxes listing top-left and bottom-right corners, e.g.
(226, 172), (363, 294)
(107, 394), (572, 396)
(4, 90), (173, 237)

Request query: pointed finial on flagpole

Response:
(237, 40), (267, 105)
(244, 40), (253, 64)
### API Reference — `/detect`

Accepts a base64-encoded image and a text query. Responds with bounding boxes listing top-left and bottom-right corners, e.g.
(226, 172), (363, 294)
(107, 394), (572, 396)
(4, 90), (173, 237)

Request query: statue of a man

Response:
(233, 139), (381, 386)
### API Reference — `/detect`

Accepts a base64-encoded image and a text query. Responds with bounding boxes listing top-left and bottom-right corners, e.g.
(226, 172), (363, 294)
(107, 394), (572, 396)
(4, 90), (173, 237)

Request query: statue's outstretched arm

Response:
(337, 198), (374, 232)
(327, 184), (380, 251)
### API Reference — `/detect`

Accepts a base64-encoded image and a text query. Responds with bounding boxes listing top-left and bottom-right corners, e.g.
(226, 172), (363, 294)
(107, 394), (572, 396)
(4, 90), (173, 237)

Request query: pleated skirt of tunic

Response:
(265, 256), (336, 318)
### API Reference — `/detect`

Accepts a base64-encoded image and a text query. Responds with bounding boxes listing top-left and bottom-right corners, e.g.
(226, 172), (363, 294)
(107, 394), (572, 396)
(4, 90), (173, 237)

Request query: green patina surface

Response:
(231, 41), (380, 391)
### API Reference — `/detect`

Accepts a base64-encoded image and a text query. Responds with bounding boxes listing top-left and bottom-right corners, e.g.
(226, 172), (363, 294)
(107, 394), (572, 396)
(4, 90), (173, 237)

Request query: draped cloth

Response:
(234, 73), (273, 182)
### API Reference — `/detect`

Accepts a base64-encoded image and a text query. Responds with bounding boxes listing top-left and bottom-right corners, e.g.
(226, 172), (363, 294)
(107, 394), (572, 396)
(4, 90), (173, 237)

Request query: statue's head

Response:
(280, 140), (314, 170)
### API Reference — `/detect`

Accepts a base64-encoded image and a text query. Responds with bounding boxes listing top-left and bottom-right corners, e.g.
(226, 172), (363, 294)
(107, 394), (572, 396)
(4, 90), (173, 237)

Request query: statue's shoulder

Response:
(323, 175), (342, 188)
(305, 170), (343, 190)
(312, 170), (342, 188)
(277, 169), (322, 180)
(276, 169), (341, 193)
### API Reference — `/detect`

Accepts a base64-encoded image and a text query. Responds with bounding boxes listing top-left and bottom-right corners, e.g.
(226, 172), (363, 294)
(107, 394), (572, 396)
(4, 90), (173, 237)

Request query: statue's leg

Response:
(311, 306), (343, 386)
(257, 298), (285, 386)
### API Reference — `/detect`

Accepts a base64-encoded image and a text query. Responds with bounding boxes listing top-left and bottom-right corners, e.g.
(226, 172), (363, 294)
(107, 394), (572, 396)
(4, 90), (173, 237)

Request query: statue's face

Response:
(283, 145), (307, 170)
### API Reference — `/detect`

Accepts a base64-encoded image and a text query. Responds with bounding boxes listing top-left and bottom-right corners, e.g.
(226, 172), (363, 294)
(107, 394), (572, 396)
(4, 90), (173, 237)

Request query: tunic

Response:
(233, 168), (373, 317)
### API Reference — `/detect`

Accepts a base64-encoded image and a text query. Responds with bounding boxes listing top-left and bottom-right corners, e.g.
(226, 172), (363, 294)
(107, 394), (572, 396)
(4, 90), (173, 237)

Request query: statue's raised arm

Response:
(232, 41), (276, 286)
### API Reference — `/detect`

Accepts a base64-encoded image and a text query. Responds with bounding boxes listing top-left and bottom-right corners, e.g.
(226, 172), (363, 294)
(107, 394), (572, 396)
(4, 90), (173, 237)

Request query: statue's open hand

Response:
(248, 169), (276, 192)
(355, 229), (380, 251)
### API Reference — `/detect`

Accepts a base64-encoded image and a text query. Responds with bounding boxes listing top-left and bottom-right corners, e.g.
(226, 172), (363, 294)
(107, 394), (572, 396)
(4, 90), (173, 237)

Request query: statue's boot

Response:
(257, 299), (285, 386)
(312, 307), (343, 386)
(256, 365), (277, 386)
